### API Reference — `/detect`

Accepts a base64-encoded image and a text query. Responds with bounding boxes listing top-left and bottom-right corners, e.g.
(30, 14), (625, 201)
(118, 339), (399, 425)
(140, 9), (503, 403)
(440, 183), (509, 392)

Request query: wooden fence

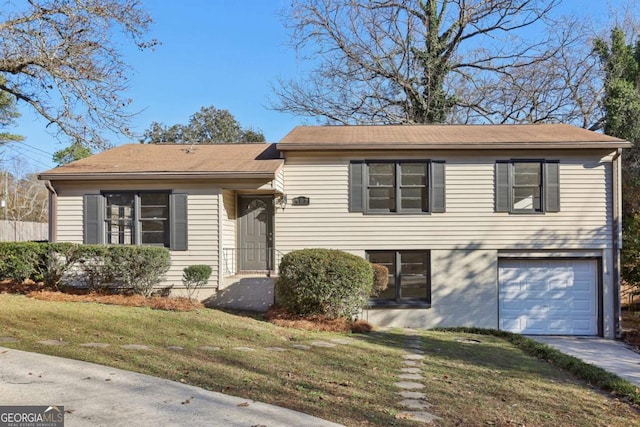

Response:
(0, 220), (48, 242)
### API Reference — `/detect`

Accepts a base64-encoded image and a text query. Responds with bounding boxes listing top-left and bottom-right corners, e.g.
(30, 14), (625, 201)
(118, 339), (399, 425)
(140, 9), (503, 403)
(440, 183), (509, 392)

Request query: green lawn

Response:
(1, 294), (638, 426)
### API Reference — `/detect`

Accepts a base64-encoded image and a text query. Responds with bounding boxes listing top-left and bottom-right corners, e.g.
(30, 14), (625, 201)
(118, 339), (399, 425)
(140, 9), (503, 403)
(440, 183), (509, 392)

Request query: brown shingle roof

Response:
(39, 143), (283, 180)
(278, 124), (630, 150)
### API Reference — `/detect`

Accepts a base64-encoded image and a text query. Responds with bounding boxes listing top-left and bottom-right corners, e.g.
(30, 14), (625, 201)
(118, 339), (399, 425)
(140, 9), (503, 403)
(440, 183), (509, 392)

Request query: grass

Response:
(1, 294), (639, 426)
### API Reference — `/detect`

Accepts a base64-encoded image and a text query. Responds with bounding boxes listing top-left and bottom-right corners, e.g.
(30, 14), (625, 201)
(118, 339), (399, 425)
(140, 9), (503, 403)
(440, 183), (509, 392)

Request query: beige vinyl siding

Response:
(56, 195), (84, 242)
(364, 249), (498, 329)
(276, 152), (613, 252)
(278, 151), (615, 336)
(221, 190), (237, 276)
(52, 180), (219, 292)
(274, 166), (285, 194)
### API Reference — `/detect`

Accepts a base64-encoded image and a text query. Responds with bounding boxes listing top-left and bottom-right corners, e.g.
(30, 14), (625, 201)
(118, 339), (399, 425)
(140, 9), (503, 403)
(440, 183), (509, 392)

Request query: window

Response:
(495, 160), (559, 213)
(367, 250), (430, 305)
(83, 192), (188, 250)
(350, 161), (445, 213)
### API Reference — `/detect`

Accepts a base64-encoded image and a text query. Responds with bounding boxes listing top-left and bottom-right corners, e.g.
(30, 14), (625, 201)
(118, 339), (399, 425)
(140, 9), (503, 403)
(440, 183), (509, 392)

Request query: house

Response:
(38, 124), (630, 338)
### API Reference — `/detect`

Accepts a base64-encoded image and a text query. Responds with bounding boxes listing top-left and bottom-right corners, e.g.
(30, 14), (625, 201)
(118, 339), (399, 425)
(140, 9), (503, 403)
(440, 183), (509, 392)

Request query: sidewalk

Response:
(0, 346), (343, 427)
(530, 336), (640, 386)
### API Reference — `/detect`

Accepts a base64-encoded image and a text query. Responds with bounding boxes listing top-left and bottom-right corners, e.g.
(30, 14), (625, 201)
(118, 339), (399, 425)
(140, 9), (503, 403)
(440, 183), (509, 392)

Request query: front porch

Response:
(208, 189), (285, 312)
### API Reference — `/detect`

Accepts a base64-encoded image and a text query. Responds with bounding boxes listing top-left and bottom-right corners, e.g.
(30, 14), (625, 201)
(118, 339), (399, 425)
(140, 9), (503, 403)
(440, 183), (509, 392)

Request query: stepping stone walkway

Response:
(0, 337), (19, 342)
(291, 344), (311, 350)
(166, 345), (184, 351)
(120, 344), (150, 350)
(199, 346), (222, 351)
(38, 339), (67, 346)
(311, 341), (336, 348)
(80, 342), (110, 348)
(394, 331), (441, 424)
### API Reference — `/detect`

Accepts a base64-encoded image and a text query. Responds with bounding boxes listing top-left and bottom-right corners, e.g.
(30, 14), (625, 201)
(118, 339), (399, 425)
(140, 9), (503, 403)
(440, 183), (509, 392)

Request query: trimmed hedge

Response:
(276, 248), (373, 319)
(0, 242), (170, 296)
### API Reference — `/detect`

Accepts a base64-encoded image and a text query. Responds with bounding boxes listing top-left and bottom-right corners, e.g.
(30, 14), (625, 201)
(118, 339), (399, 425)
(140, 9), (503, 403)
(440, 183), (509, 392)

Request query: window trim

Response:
(366, 250), (431, 308)
(82, 189), (189, 251)
(350, 160), (445, 215)
(103, 190), (171, 247)
(511, 160), (543, 214)
(496, 159), (560, 214)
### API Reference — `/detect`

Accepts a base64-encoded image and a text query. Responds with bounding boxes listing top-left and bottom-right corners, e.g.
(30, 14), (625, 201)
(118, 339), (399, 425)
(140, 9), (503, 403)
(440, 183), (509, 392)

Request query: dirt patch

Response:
(264, 306), (373, 333)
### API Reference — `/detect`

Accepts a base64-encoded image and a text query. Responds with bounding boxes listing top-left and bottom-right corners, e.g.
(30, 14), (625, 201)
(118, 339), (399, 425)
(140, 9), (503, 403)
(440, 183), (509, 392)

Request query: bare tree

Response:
(272, 0), (604, 127)
(450, 16), (604, 129)
(0, 0), (156, 149)
(1, 158), (47, 223)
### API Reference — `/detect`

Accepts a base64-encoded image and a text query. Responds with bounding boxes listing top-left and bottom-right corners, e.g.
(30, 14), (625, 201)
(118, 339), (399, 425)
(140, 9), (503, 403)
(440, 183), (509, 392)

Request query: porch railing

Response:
(222, 247), (285, 276)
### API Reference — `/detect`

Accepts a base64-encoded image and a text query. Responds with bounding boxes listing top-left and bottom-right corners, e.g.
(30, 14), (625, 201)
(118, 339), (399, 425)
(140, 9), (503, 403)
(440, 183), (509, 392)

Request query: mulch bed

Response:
(264, 306), (373, 333)
(1, 279), (202, 311)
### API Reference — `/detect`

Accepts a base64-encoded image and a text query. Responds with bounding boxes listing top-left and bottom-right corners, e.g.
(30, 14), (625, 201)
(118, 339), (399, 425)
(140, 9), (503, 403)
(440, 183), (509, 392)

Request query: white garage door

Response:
(498, 259), (597, 335)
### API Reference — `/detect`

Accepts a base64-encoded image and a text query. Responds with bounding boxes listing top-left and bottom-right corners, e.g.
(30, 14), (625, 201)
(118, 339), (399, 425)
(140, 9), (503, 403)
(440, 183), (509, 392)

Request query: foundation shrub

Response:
(276, 248), (373, 319)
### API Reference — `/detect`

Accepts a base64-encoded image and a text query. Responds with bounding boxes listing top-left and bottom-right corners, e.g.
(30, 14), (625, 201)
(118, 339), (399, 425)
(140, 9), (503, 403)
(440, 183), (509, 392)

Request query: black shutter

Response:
(170, 193), (188, 251)
(430, 161), (446, 213)
(83, 194), (104, 244)
(544, 161), (560, 212)
(349, 162), (365, 212)
(495, 162), (511, 212)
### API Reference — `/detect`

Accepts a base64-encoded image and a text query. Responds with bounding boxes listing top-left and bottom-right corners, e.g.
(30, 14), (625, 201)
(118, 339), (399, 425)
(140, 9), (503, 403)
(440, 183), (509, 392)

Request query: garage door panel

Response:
(549, 279), (570, 290)
(499, 259), (597, 336)
(548, 319), (571, 332)
(501, 318), (522, 331)
(522, 317), (547, 332)
(573, 280), (592, 292)
(547, 301), (569, 312)
(572, 301), (592, 311)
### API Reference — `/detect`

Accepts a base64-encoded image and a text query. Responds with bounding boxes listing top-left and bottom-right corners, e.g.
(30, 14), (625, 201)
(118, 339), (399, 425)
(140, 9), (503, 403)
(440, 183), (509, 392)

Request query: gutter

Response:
(276, 142), (632, 152)
(37, 171), (278, 181)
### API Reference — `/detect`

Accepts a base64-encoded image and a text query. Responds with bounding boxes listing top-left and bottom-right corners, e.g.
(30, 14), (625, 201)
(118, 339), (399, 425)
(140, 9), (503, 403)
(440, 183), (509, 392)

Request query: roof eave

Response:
(276, 142), (632, 151)
(38, 171), (278, 181)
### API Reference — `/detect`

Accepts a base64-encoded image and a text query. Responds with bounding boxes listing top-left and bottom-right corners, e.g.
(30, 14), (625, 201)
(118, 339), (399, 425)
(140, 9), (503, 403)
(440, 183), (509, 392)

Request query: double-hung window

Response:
(83, 192), (188, 250)
(367, 250), (431, 305)
(495, 160), (559, 213)
(105, 192), (170, 246)
(350, 160), (445, 213)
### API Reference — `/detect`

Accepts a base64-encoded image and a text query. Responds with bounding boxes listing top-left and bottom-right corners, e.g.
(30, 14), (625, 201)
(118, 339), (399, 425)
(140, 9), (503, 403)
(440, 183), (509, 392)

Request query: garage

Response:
(498, 259), (598, 335)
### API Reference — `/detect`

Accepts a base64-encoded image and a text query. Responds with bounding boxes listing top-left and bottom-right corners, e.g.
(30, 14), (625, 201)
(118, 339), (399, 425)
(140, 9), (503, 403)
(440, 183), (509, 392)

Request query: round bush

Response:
(276, 249), (373, 319)
(371, 263), (389, 296)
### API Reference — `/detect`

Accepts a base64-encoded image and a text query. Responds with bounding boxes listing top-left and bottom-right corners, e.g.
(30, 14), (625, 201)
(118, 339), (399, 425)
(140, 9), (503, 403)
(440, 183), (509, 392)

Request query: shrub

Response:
(370, 263), (389, 296)
(182, 264), (212, 301)
(0, 242), (44, 282)
(106, 245), (171, 296)
(0, 242), (171, 296)
(75, 245), (171, 296)
(276, 248), (373, 319)
(36, 242), (81, 290)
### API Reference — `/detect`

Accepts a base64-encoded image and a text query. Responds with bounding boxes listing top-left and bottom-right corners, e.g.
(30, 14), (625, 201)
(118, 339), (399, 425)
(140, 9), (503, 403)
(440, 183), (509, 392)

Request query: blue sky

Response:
(1, 0), (632, 171)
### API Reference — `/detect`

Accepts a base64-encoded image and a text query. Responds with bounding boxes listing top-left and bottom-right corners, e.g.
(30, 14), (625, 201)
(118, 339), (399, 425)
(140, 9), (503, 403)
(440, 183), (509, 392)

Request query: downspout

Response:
(44, 181), (57, 242)
(612, 148), (622, 339)
(217, 190), (224, 291)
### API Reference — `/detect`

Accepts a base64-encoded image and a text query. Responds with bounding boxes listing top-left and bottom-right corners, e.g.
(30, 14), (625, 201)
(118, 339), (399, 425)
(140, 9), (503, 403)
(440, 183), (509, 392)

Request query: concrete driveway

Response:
(0, 347), (343, 427)
(530, 336), (640, 386)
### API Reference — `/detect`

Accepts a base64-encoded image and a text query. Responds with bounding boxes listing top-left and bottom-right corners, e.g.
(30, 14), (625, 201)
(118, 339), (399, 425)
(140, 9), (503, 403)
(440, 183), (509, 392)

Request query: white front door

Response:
(498, 259), (598, 335)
